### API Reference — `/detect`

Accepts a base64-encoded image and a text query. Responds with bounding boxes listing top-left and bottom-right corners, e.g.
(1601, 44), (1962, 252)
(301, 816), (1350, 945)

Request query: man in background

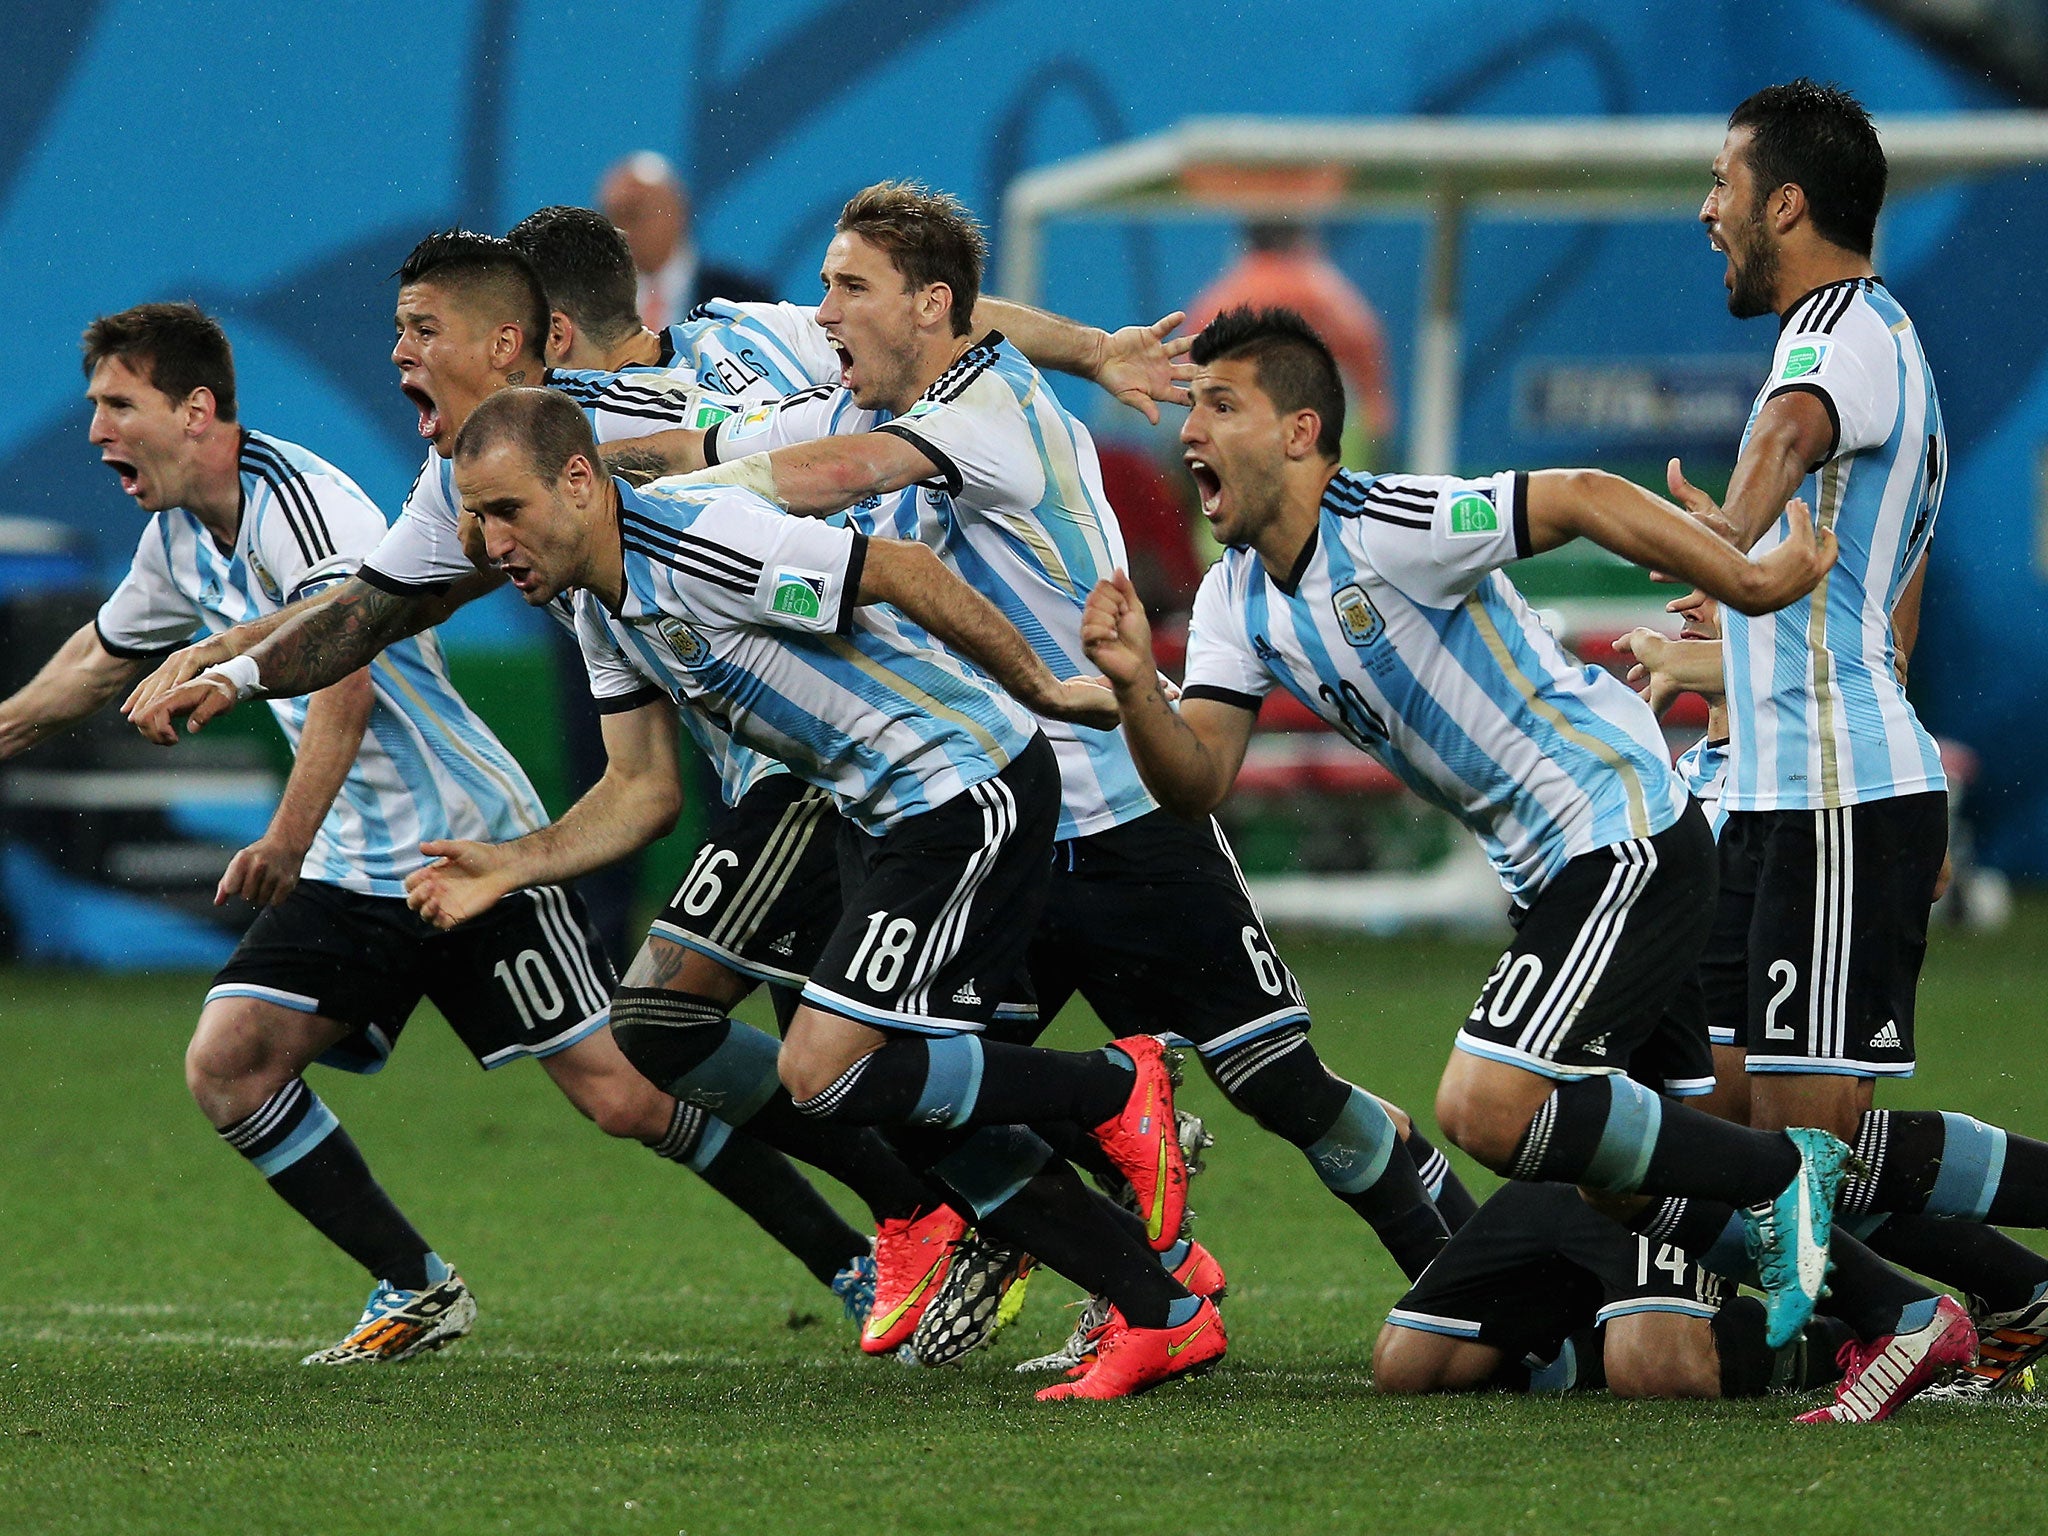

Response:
(597, 151), (775, 327)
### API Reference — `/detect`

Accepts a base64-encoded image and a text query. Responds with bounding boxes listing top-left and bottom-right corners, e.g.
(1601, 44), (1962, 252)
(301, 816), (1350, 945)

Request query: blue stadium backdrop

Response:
(2, 0), (2044, 874)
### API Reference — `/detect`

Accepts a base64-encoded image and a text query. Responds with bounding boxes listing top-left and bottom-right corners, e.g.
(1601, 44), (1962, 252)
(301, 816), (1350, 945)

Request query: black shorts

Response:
(1385, 1181), (1725, 1360)
(648, 774), (842, 987)
(1455, 804), (1717, 1094)
(1013, 809), (1310, 1054)
(1714, 792), (1946, 1078)
(799, 736), (1058, 1036)
(207, 878), (616, 1071)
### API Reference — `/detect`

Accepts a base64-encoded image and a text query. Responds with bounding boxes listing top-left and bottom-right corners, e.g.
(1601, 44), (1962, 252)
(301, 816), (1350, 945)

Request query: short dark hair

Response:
(836, 181), (986, 336)
(396, 229), (551, 363)
(454, 385), (599, 484)
(507, 206), (643, 348)
(1728, 79), (1887, 256)
(1189, 307), (1345, 459)
(81, 301), (237, 421)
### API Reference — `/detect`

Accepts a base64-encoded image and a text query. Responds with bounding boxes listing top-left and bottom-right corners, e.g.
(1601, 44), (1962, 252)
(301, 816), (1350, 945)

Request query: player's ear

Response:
(1771, 181), (1806, 235)
(1283, 407), (1323, 462)
(181, 386), (218, 436)
(920, 280), (953, 331)
(547, 311), (573, 365)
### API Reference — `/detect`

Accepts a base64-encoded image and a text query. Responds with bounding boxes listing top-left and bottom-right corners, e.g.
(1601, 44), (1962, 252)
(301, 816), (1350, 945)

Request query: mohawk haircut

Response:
(836, 181), (987, 336)
(81, 301), (238, 421)
(1190, 307), (1345, 460)
(1729, 78), (1887, 256)
(508, 206), (643, 349)
(454, 385), (599, 485)
(396, 229), (551, 364)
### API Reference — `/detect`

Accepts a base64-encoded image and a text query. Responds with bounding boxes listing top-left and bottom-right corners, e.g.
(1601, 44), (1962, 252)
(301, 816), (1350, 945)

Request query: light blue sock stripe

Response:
(1842, 1212), (1892, 1242)
(252, 1097), (340, 1177)
(1582, 1077), (1663, 1194)
(1527, 1339), (1579, 1394)
(685, 1115), (736, 1174)
(676, 1023), (783, 1125)
(931, 1126), (1053, 1218)
(1305, 1088), (1398, 1194)
(1929, 1112), (2008, 1222)
(912, 1036), (985, 1130)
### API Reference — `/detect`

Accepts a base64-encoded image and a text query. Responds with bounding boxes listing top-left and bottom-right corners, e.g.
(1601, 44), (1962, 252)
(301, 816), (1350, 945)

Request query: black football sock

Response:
(964, 1157), (1190, 1329)
(1207, 1030), (1448, 1277)
(1814, 1231), (1943, 1341)
(1403, 1126), (1479, 1232)
(792, 1036), (1136, 1130)
(1628, 1198), (1752, 1280)
(1509, 1075), (1800, 1204)
(1842, 1109), (2048, 1226)
(218, 1078), (433, 1289)
(737, 1095), (934, 1225)
(1852, 1211), (2048, 1314)
(1712, 1296), (1853, 1396)
(608, 988), (782, 1121)
(648, 1103), (867, 1285)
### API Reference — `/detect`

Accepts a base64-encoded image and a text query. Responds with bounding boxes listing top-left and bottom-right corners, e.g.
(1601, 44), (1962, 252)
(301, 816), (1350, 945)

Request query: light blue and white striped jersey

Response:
(94, 430), (547, 896)
(577, 477), (1040, 833)
(1181, 469), (1689, 904)
(358, 385), (785, 810)
(705, 333), (1158, 840)
(1722, 278), (1946, 812)
(662, 299), (844, 402)
(1674, 734), (1729, 839)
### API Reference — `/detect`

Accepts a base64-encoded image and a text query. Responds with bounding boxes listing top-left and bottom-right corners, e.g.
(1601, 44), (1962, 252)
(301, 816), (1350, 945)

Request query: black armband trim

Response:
(1181, 684), (1263, 713)
(837, 532), (869, 637)
(1763, 382), (1841, 468)
(594, 686), (666, 715)
(356, 563), (452, 597)
(873, 422), (962, 497)
(1510, 471), (1532, 560)
(92, 619), (182, 661)
(703, 419), (724, 466)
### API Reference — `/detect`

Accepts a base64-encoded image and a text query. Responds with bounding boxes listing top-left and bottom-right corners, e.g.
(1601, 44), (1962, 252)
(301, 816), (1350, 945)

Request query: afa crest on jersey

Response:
(1330, 583), (1384, 647)
(246, 545), (283, 604)
(658, 616), (713, 668)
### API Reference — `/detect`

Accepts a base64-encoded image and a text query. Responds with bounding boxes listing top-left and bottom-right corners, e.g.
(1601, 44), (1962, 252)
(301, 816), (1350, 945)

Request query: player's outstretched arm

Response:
(1523, 469), (1836, 617)
(976, 299), (1194, 423)
(0, 622), (148, 760)
(1081, 570), (1253, 817)
(680, 431), (938, 520)
(215, 668), (372, 909)
(406, 700), (682, 930)
(858, 537), (1118, 730)
(600, 429), (710, 484)
(121, 599), (318, 724)
(1712, 389), (1836, 552)
(129, 577), (439, 744)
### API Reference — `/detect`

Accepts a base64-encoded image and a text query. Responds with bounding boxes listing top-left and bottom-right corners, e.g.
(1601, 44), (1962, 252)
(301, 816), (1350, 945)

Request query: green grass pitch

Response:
(3, 906), (2045, 1534)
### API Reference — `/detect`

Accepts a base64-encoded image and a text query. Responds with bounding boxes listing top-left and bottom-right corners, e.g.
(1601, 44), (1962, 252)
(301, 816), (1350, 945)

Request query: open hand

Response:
(124, 635), (239, 723)
(131, 673), (242, 745)
(1094, 313), (1195, 424)
(404, 839), (515, 930)
(1734, 498), (1837, 615)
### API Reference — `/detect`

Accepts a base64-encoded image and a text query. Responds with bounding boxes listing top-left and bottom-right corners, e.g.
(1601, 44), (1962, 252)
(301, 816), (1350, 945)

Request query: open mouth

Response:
(103, 456), (141, 496)
(1185, 455), (1222, 517)
(401, 382), (442, 441)
(830, 340), (854, 387)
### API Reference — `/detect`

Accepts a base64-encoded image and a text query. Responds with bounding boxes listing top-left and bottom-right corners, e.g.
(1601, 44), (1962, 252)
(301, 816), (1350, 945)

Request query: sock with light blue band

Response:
(910, 1036), (986, 1130)
(1305, 1087), (1400, 1195)
(930, 1125), (1055, 1218)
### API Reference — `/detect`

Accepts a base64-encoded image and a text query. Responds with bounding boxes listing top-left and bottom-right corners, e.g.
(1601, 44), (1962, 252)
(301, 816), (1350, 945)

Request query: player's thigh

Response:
(427, 884), (615, 1071)
(1451, 809), (1716, 1156)
(645, 777), (842, 995)
(799, 743), (1057, 1047)
(1045, 811), (1310, 1056)
(1372, 1325), (1506, 1394)
(197, 879), (431, 1093)
(1602, 1311), (1721, 1399)
(1581, 1224), (1727, 1399)
(621, 933), (755, 1010)
(187, 998), (352, 1119)
(1696, 1044), (1753, 1126)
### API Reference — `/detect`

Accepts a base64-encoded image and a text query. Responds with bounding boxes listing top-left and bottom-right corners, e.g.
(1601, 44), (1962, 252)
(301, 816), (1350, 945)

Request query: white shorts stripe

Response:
(529, 886), (609, 1019)
(1519, 839), (1657, 1061)
(901, 774), (1015, 1016)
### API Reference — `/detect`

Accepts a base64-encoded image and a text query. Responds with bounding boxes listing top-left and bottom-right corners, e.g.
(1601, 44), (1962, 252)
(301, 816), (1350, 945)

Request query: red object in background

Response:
(1097, 446), (1202, 611)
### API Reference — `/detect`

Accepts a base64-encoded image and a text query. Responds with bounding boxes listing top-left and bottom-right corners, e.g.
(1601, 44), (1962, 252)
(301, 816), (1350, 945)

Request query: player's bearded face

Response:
(86, 355), (197, 513)
(817, 232), (927, 412)
(1722, 187), (1780, 320)
(1182, 363), (1288, 547)
(458, 446), (582, 605)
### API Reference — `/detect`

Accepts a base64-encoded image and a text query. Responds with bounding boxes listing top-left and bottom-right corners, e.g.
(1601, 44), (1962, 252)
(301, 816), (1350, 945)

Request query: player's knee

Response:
(1434, 1086), (1519, 1170)
(185, 1005), (272, 1099)
(777, 1042), (836, 1107)
(1371, 1325), (1462, 1395)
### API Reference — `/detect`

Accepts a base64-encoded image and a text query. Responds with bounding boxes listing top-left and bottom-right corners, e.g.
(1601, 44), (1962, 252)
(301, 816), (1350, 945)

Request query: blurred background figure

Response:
(1186, 220), (1395, 467)
(597, 151), (777, 323)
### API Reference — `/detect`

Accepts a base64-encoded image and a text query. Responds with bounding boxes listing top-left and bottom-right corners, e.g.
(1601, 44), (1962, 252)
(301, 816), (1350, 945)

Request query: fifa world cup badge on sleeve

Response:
(1447, 490), (1499, 537)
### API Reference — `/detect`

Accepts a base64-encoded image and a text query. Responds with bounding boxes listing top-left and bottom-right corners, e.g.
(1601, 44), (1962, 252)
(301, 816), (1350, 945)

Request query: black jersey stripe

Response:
(619, 511), (764, 586)
(240, 440), (333, 566)
(1362, 486), (1438, 515)
(622, 536), (757, 595)
(921, 336), (1001, 407)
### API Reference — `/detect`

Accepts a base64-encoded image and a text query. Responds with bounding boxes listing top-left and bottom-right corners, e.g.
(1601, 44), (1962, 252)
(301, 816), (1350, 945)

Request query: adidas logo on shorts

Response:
(1872, 1020), (1902, 1050)
(1583, 1034), (1608, 1058)
(951, 979), (982, 1006)
(770, 932), (796, 957)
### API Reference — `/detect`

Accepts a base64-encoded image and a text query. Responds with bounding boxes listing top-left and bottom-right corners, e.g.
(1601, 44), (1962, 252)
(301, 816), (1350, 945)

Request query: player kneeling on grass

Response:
(402, 386), (1224, 1400)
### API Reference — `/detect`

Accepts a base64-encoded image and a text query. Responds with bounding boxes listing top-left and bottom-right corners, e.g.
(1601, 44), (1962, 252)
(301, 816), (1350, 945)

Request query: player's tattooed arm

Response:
(1082, 569), (1253, 816)
(599, 429), (709, 484)
(407, 700), (682, 929)
(121, 590), (335, 722)
(129, 577), (429, 743)
(976, 299), (1194, 423)
(0, 621), (148, 759)
(857, 536), (1118, 730)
